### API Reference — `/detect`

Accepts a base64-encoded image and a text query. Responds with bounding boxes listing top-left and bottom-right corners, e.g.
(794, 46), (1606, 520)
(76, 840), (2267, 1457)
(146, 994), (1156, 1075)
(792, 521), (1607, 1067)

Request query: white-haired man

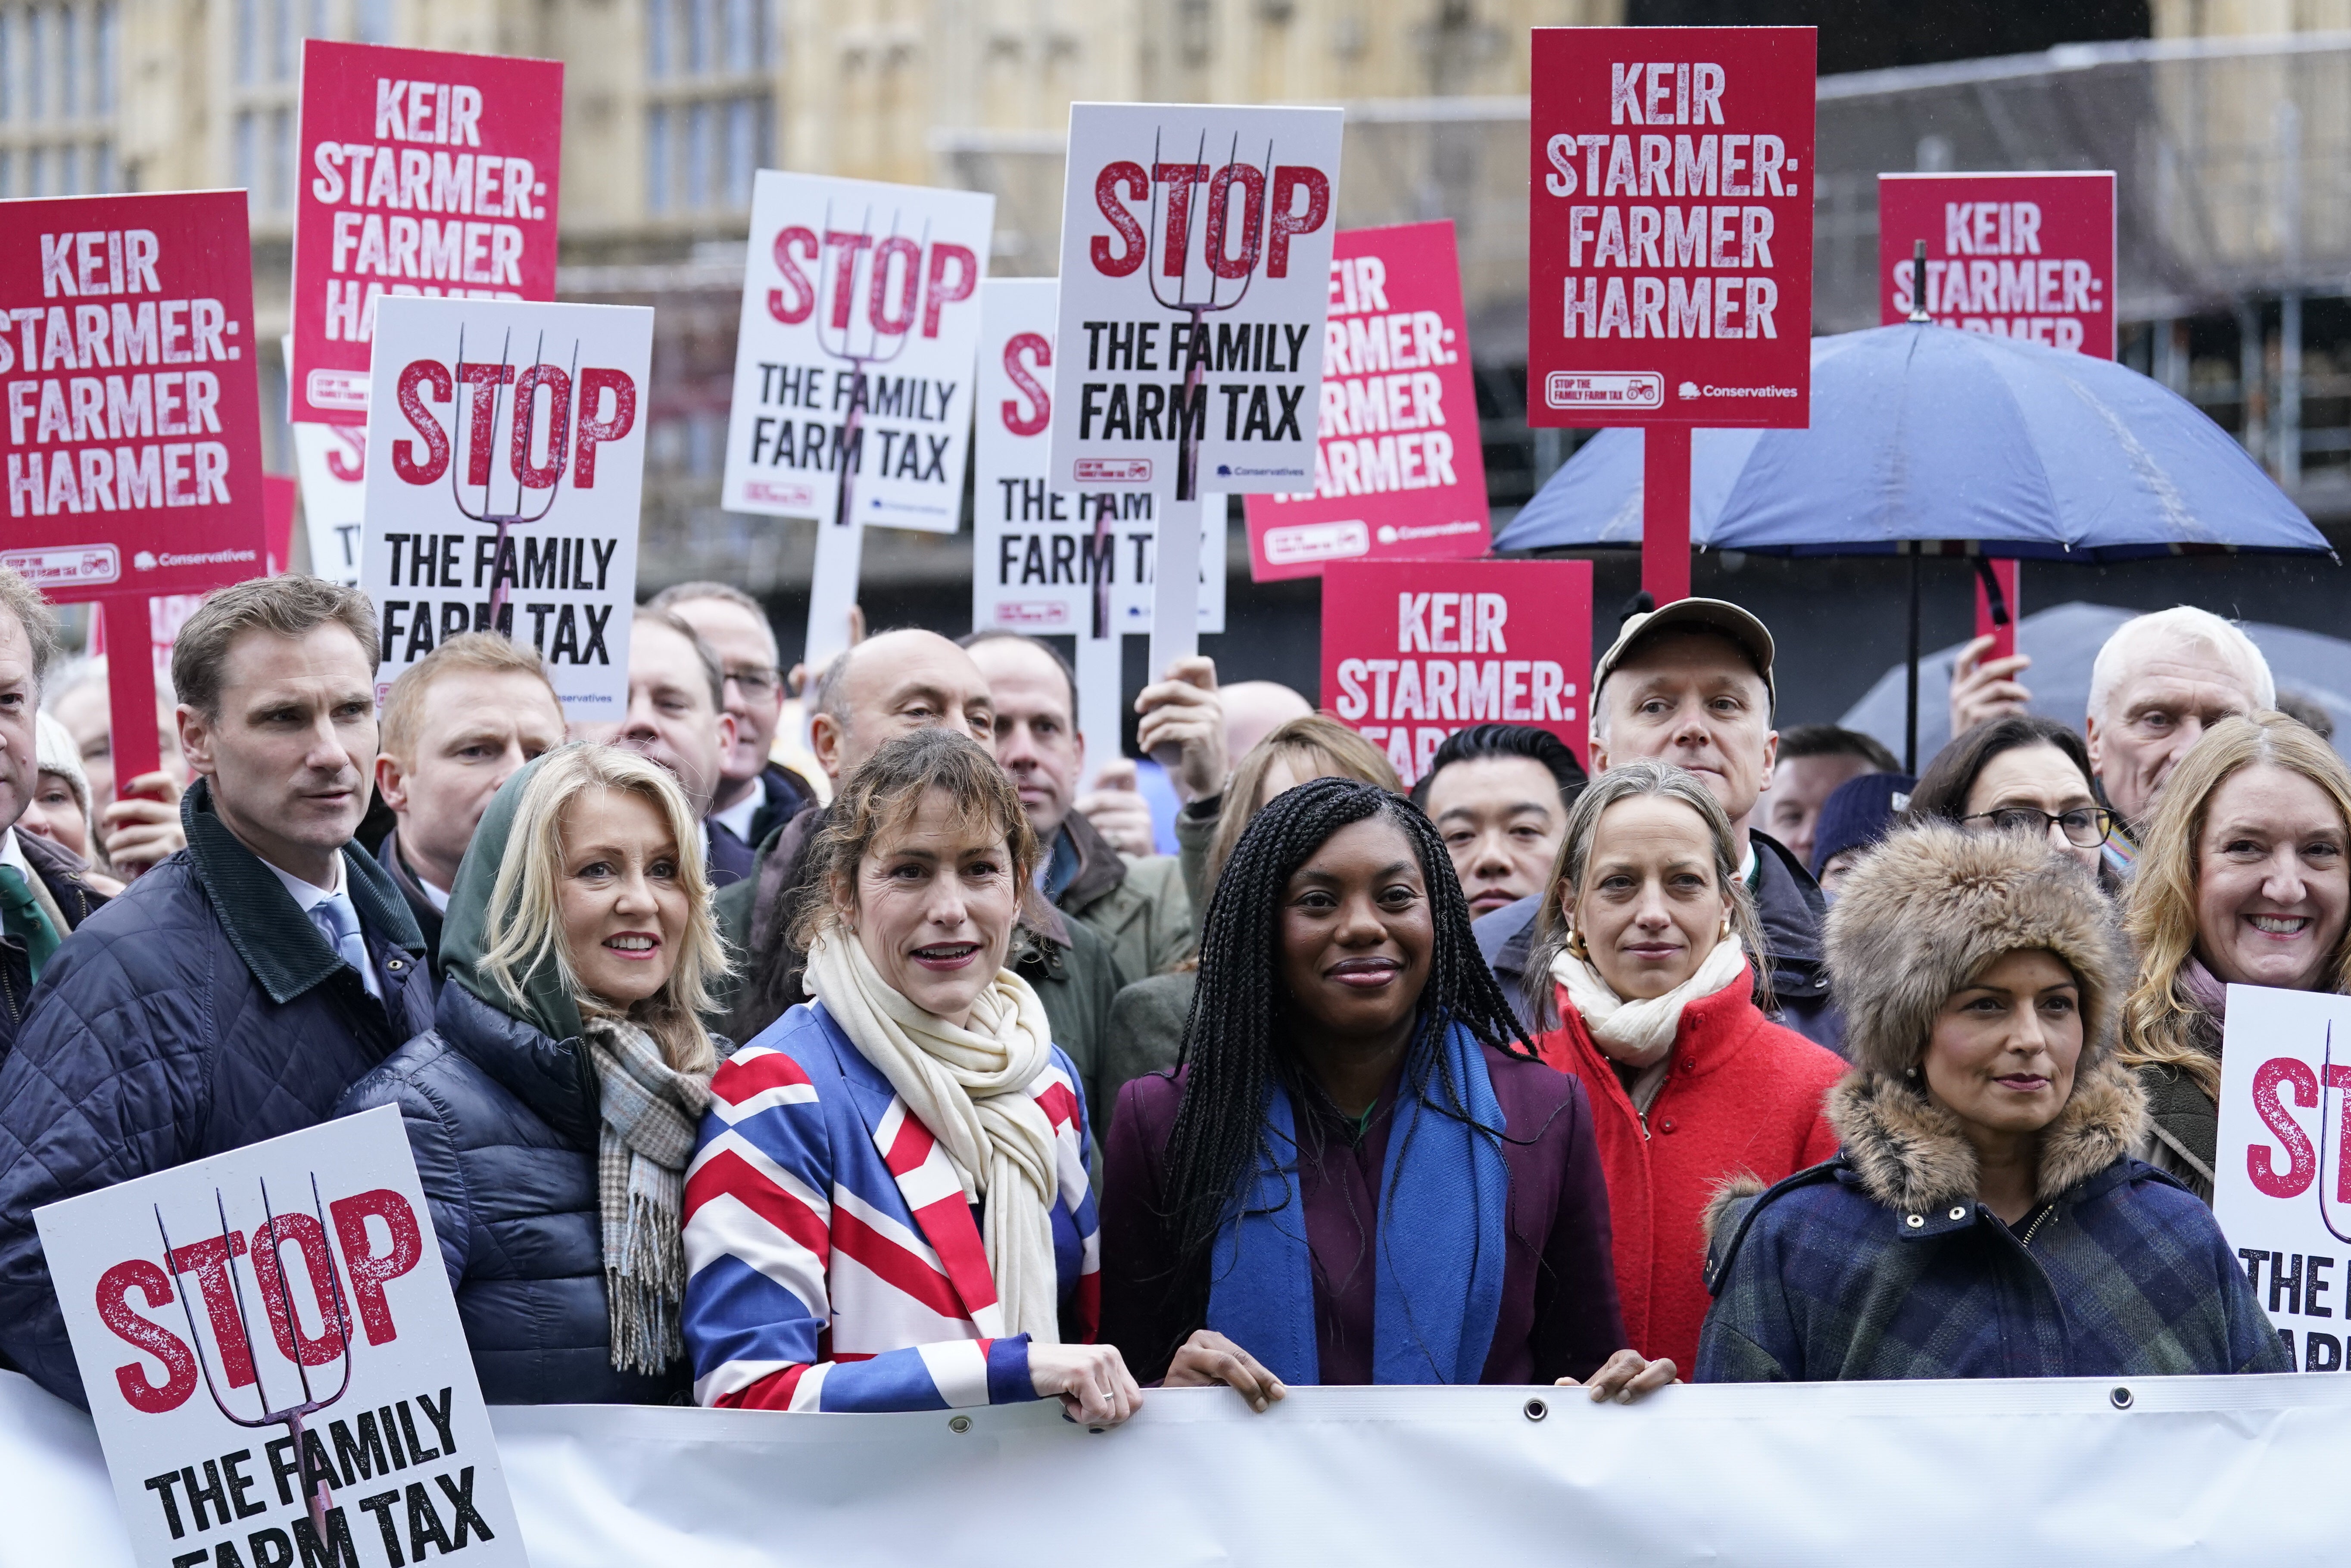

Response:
(2084, 606), (2274, 875)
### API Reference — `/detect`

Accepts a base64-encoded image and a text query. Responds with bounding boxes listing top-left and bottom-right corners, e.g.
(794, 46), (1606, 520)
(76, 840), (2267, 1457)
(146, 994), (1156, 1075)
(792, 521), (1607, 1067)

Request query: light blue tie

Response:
(309, 893), (381, 1000)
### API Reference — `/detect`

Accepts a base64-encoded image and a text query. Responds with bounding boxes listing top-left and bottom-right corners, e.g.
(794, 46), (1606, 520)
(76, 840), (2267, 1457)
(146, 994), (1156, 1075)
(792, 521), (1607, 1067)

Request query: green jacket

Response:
(1055, 812), (1193, 982)
(714, 805), (1129, 1123)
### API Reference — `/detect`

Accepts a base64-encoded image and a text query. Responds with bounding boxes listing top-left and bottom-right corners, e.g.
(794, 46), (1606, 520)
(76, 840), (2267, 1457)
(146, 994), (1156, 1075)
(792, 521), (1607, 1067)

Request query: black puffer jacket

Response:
(337, 980), (688, 1405)
(0, 781), (432, 1406)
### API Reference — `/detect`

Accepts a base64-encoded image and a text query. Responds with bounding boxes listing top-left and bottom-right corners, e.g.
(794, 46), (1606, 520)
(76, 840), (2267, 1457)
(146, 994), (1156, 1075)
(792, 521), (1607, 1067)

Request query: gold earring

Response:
(1566, 927), (1590, 961)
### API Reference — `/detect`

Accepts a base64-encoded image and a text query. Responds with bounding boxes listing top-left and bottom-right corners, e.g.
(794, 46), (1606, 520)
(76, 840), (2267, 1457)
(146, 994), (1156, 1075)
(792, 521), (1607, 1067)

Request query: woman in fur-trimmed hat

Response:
(1696, 824), (2289, 1382)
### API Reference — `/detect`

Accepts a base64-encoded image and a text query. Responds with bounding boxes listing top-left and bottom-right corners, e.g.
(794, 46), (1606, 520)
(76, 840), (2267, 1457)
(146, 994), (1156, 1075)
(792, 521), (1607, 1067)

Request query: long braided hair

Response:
(1154, 776), (1534, 1358)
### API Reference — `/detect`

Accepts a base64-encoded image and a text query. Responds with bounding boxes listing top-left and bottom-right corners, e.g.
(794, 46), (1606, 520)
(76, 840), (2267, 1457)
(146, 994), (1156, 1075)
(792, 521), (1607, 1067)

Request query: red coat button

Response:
(1660, 1118), (1676, 1133)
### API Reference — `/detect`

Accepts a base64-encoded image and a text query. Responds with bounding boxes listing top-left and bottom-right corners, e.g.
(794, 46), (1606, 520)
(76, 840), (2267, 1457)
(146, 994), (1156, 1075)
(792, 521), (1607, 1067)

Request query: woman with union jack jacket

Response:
(682, 728), (1140, 1421)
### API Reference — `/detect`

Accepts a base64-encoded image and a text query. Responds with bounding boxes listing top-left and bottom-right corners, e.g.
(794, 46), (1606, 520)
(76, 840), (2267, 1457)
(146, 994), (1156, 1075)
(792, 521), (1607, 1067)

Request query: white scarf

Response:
(804, 926), (1064, 1344)
(1550, 932), (1749, 1069)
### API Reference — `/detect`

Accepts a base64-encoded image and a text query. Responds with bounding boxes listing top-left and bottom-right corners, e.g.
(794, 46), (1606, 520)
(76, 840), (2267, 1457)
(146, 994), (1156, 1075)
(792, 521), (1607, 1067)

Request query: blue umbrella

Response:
(1497, 323), (2329, 560)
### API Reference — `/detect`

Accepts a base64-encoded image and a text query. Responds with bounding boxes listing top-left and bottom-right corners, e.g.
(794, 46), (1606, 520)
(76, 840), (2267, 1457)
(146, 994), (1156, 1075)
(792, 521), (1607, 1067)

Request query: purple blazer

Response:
(1099, 1044), (1627, 1385)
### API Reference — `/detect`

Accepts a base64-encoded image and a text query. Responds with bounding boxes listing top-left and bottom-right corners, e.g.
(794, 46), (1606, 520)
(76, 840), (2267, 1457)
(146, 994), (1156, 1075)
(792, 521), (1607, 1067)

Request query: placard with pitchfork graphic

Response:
(721, 171), (995, 674)
(2214, 984), (2351, 1374)
(1051, 103), (1342, 676)
(358, 294), (651, 724)
(35, 1105), (525, 1568)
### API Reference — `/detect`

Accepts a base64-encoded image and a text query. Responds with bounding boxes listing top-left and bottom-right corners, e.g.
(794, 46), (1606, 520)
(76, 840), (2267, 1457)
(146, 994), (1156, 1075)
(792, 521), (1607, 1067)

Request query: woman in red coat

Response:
(1531, 760), (1844, 1372)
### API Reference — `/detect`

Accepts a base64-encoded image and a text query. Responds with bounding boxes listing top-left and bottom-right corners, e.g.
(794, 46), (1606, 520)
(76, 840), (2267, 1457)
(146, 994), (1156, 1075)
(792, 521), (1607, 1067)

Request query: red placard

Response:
(290, 40), (564, 425)
(1529, 27), (1815, 429)
(1320, 558), (1593, 786)
(1243, 221), (1490, 582)
(1, 190), (268, 600)
(1878, 171), (2115, 358)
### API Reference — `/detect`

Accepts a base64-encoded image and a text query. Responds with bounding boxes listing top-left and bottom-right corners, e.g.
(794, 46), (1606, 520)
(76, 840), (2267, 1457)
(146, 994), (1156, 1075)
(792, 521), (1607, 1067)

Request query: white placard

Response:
(2213, 983), (2351, 1373)
(292, 424), (368, 588)
(1049, 103), (1344, 500)
(973, 279), (1226, 639)
(721, 171), (995, 532)
(34, 1106), (524, 1568)
(359, 294), (649, 721)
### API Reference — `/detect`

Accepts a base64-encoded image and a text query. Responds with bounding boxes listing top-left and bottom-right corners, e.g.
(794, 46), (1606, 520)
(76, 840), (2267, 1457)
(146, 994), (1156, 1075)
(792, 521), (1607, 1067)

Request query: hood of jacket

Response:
(1825, 822), (2121, 1080)
(439, 753), (582, 1044)
(180, 777), (424, 1005)
(1827, 1056), (2148, 1213)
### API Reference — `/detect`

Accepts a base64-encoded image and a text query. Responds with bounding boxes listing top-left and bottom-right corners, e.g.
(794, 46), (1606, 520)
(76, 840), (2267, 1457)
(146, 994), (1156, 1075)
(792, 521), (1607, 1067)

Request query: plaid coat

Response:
(1696, 1062), (2292, 1382)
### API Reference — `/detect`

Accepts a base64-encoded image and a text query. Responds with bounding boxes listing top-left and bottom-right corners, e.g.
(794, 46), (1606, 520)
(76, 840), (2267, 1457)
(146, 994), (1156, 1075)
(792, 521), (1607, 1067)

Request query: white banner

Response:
(359, 294), (649, 720)
(34, 1107), (523, 1568)
(1049, 102), (1343, 499)
(9, 1372), (2351, 1566)
(973, 278), (1225, 639)
(2214, 983), (2351, 1372)
(721, 171), (994, 532)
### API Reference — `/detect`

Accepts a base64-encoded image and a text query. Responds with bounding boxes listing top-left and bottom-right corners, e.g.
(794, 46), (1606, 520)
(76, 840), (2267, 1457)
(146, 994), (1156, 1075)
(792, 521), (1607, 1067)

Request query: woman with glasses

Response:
(1903, 716), (2113, 883)
(2117, 713), (2351, 1203)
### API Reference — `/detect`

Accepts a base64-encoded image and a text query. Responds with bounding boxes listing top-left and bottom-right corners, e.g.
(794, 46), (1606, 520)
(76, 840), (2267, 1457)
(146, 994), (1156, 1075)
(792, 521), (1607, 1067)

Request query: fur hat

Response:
(1826, 822), (2121, 1078)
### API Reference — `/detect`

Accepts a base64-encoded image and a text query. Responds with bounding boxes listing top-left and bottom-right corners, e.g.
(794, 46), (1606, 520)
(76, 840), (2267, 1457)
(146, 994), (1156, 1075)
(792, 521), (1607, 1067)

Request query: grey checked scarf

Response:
(583, 1015), (714, 1375)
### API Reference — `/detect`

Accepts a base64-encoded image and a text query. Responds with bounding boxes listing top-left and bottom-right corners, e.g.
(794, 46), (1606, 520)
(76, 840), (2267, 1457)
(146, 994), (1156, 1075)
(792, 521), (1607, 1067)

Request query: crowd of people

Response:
(0, 561), (2320, 1428)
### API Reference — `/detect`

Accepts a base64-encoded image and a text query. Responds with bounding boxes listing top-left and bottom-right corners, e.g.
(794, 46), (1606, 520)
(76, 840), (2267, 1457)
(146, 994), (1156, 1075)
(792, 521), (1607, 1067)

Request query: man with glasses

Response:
(649, 582), (817, 873)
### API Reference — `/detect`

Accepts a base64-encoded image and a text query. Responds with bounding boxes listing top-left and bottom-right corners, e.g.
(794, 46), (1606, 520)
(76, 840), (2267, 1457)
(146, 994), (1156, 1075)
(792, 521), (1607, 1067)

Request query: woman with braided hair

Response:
(1099, 776), (1668, 1403)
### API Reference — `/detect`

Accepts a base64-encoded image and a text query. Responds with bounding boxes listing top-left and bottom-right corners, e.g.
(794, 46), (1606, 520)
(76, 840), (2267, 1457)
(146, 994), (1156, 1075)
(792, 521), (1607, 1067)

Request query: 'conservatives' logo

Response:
(134, 548), (259, 571)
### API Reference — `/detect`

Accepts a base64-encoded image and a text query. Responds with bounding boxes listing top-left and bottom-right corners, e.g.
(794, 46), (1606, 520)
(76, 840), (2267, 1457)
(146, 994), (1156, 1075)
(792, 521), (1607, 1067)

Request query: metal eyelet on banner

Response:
(1949, 1207), (1967, 1220)
(1905, 1214), (1925, 1228)
(949, 1415), (972, 1433)
(2110, 1387), (2133, 1410)
(1523, 1397), (1548, 1422)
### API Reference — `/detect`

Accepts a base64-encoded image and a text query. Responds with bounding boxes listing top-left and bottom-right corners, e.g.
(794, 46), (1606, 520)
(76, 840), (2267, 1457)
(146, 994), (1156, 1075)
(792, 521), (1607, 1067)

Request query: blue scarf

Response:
(1205, 1023), (1510, 1385)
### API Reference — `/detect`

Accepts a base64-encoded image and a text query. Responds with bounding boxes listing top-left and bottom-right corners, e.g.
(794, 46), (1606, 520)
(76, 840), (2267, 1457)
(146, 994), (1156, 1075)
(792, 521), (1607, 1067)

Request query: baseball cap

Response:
(1593, 597), (1777, 713)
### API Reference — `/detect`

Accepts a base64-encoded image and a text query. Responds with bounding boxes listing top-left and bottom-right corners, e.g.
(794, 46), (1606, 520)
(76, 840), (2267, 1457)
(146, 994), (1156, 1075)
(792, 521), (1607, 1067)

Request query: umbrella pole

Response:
(1905, 550), (1921, 773)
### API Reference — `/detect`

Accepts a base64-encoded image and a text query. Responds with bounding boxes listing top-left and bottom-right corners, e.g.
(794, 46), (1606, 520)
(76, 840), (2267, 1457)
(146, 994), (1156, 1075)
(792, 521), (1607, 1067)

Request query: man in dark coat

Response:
(0, 577), (434, 1407)
(0, 568), (108, 1054)
(373, 632), (567, 981)
(649, 582), (815, 859)
(1476, 597), (1838, 1051)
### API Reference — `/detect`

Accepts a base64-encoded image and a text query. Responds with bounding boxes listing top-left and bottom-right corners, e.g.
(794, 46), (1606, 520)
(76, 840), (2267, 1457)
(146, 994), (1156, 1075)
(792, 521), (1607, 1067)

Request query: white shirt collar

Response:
(415, 871), (451, 913)
(708, 788), (761, 844)
(261, 850), (345, 913)
(0, 826), (24, 878)
(696, 819), (711, 871)
(1737, 842), (1758, 887)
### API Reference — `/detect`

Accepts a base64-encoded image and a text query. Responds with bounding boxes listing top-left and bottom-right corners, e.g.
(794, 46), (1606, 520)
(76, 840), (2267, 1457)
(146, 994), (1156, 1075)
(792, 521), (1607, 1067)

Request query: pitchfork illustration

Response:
(814, 202), (923, 529)
(156, 1177), (354, 1540)
(1079, 131), (1273, 641)
(450, 326), (576, 626)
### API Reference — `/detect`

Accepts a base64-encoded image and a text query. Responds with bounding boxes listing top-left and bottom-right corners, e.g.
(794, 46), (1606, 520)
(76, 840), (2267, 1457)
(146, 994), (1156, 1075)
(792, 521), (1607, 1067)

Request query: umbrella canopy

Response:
(1838, 600), (2351, 764)
(1497, 324), (2330, 561)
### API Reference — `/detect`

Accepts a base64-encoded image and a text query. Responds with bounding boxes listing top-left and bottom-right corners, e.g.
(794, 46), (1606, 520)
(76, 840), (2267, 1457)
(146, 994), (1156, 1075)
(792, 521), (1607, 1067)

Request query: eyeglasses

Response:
(723, 665), (783, 700)
(1959, 806), (2115, 849)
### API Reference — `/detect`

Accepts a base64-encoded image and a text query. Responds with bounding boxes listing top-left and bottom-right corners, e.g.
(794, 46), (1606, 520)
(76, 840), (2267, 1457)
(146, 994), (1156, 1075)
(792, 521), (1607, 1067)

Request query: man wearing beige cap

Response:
(1473, 595), (1840, 1052)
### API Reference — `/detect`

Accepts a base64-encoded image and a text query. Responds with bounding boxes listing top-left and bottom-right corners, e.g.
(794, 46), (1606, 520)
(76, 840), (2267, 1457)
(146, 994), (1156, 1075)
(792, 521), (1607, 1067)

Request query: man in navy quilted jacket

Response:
(0, 576), (435, 1407)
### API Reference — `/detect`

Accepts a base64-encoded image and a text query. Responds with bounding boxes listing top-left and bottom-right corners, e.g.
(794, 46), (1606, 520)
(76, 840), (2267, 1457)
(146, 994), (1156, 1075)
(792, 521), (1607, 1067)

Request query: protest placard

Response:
(1319, 559), (1593, 786)
(1053, 101), (1342, 673)
(973, 278), (1226, 780)
(2, 189), (270, 790)
(290, 40), (564, 426)
(1878, 171), (2115, 357)
(1529, 28), (1816, 429)
(2212, 983), (2351, 1373)
(358, 294), (648, 721)
(1243, 221), (1488, 581)
(1528, 26), (1815, 604)
(293, 423), (368, 588)
(720, 171), (994, 670)
(35, 1104), (525, 1568)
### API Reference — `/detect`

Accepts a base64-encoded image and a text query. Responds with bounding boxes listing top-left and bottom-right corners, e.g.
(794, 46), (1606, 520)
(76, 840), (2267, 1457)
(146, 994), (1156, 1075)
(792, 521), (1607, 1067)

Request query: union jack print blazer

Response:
(682, 1000), (1101, 1411)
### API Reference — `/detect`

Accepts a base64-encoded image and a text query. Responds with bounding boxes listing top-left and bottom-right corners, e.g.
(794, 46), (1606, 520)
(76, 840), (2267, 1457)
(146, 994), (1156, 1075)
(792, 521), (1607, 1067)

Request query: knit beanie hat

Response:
(1809, 771), (1914, 877)
(34, 712), (92, 828)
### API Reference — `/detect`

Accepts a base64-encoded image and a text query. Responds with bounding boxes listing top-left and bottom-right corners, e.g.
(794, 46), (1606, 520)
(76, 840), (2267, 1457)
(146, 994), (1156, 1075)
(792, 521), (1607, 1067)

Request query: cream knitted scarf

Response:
(1550, 932), (1748, 1069)
(804, 926), (1063, 1343)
